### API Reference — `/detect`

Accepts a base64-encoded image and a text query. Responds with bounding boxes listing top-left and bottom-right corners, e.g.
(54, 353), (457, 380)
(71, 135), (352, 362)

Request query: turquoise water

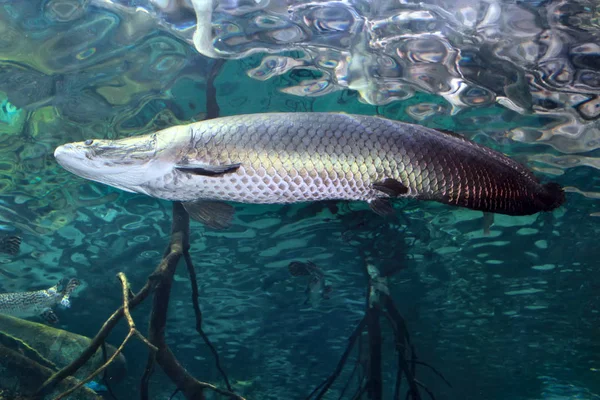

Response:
(0, 1), (598, 399)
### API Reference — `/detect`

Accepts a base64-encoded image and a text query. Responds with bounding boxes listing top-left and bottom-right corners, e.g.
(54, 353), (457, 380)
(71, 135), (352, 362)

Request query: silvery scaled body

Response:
(54, 113), (565, 218)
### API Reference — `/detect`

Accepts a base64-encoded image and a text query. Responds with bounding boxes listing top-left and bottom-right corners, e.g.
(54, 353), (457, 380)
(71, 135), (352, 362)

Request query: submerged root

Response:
(184, 252), (234, 391)
(51, 273), (157, 400)
(306, 259), (449, 400)
(35, 278), (153, 397)
(35, 202), (244, 400)
(307, 318), (368, 400)
(140, 203), (244, 400)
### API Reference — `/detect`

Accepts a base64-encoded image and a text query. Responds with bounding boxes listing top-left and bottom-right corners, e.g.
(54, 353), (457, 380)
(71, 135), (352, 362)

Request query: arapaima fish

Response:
(54, 113), (565, 227)
(0, 278), (80, 324)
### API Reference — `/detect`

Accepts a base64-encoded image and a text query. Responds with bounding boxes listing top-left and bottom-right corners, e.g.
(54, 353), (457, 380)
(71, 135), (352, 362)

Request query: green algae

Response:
(0, 314), (126, 382)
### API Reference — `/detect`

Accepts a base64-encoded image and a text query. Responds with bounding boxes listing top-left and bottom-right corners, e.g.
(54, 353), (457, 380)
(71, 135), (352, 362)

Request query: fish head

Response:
(54, 131), (180, 193)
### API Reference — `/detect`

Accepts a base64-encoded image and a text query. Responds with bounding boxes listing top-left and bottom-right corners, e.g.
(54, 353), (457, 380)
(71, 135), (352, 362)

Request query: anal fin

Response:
(183, 201), (235, 230)
(370, 178), (407, 216)
(372, 178), (409, 197)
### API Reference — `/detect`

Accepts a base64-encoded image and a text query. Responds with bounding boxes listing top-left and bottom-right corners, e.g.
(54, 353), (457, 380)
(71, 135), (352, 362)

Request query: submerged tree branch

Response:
(37, 202), (245, 400)
(306, 257), (446, 400)
(141, 202), (245, 400)
(52, 274), (156, 400)
(184, 252), (233, 391)
(306, 317), (367, 400)
(35, 281), (153, 397)
(366, 307), (383, 400)
(38, 62), (239, 399)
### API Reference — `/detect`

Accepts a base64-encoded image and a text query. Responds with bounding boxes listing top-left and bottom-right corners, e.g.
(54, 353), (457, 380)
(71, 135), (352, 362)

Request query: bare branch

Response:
(52, 273), (156, 400)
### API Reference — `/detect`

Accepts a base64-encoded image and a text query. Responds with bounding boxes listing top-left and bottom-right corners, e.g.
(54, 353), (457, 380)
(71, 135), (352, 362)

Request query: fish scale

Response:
(194, 115), (386, 201)
(54, 112), (564, 217)
(157, 113), (546, 214)
(0, 289), (59, 315)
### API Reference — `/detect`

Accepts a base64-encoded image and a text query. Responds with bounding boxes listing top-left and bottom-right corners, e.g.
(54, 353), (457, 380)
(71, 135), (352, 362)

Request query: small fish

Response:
(0, 278), (80, 324)
(289, 261), (332, 307)
(84, 381), (108, 393)
(54, 113), (565, 228)
(0, 235), (21, 255)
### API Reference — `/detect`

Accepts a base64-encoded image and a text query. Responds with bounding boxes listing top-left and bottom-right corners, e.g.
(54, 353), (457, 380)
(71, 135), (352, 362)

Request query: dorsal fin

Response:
(437, 128), (471, 141)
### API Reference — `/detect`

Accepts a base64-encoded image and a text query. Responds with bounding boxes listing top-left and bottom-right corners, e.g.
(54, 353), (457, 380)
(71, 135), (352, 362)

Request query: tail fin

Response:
(59, 278), (81, 308)
(63, 278), (81, 295)
(537, 182), (565, 212)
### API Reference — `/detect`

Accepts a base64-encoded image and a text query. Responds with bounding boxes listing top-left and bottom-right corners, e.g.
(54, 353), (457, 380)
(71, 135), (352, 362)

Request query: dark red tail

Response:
(536, 182), (565, 212)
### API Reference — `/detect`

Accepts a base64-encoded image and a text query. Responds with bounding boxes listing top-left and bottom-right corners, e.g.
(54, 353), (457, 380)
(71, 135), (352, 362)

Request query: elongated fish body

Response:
(0, 278), (80, 323)
(54, 113), (564, 217)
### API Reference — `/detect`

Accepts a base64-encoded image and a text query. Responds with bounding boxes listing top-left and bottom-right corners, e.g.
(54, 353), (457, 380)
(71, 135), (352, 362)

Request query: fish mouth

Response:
(54, 143), (91, 176)
(54, 143), (74, 159)
(54, 136), (162, 194)
(54, 135), (157, 175)
(54, 141), (132, 184)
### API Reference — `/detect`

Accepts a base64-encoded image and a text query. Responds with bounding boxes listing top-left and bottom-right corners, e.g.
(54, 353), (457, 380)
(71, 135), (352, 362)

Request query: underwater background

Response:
(0, 0), (598, 399)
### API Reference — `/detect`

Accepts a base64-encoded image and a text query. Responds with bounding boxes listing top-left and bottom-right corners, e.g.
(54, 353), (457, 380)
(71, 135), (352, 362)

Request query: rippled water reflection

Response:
(109, 0), (600, 173)
(0, 1), (598, 400)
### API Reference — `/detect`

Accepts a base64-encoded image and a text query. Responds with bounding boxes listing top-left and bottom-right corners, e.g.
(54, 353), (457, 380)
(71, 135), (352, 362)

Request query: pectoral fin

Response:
(41, 309), (59, 324)
(183, 201), (235, 229)
(175, 162), (241, 177)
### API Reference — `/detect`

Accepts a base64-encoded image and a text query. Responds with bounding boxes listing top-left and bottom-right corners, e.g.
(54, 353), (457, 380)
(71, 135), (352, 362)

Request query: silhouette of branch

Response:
(52, 273), (157, 400)
(140, 202), (245, 400)
(306, 258), (446, 400)
(336, 342), (362, 400)
(366, 307), (383, 400)
(306, 317), (367, 400)
(35, 279), (153, 397)
(351, 382), (368, 400)
(411, 361), (452, 388)
(100, 343), (119, 400)
(414, 379), (437, 400)
(184, 252), (233, 391)
(38, 203), (245, 400)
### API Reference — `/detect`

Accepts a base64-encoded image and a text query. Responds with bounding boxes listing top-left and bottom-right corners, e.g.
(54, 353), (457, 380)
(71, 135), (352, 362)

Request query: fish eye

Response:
(84, 139), (94, 146)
